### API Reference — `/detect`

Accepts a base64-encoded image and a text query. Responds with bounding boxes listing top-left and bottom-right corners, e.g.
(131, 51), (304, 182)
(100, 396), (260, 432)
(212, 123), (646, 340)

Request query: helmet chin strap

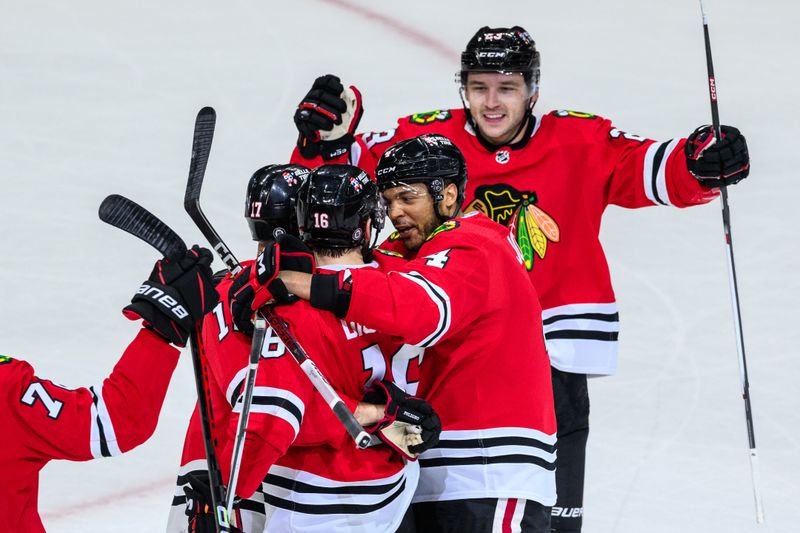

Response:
(460, 88), (536, 152)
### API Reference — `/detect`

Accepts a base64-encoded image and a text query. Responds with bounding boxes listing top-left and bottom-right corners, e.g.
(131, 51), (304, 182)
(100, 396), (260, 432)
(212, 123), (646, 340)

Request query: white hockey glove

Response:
(362, 379), (441, 460)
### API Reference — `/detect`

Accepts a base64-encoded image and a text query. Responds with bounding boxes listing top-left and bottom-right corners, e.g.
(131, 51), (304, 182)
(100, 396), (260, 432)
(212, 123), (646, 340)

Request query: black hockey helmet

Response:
(245, 164), (310, 241)
(297, 164), (385, 249)
(375, 134), (468, 221)
(460, 26), (541, 89)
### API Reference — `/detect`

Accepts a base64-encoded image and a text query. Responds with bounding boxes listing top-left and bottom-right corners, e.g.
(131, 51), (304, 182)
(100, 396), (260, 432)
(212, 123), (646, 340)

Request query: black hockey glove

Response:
(229, 236), (315, 335)
(363, 379), (441, 459)
(685, 125), (750, 187)
(183, 472), (243, 533)
(294, 74), (363, 160)
(123, 245), (219, 347)
(310, 270), (352, 318)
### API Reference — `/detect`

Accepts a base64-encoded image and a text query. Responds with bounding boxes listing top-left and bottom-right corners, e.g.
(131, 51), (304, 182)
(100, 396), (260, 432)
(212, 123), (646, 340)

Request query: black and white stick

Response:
(182, 107), (372, 514)
(99, 194), (231, 532)
(698, 0), (764, 523)
(225, 317), (267, 517)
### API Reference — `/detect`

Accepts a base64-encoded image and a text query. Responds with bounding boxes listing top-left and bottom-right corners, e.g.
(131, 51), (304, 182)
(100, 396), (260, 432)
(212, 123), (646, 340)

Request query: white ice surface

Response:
(1, 0), (797, 531)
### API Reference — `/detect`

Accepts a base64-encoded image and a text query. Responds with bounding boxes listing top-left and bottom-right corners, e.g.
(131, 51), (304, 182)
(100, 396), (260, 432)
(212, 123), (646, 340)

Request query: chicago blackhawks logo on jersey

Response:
(464, 184), (560, 270)
(0, 354), (13, 365)
(409, 110), (452, 125)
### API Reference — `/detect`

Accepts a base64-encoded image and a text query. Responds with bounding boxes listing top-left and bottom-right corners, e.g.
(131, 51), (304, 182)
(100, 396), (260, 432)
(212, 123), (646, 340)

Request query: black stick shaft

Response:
(182, 107), (371, 513)
(98, 194), (228, 531)
(188, 330), (229, 532)
(699, 0), (763, 522)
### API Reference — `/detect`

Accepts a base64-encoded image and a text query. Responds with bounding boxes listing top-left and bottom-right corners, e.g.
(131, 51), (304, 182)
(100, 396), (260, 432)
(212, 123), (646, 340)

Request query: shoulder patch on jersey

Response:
(409, 110), (452, 125)
(426, 220), (460, 241)
(375, 248), (404, 258)
(552, 110), (597, 120)
(608, 128), (646, 143)
(0, 355), (13, 365)
(387, 230), (402, 242)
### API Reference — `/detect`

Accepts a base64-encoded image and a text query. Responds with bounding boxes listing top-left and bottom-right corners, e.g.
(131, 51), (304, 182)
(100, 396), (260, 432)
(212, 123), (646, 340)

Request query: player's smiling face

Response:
(464, 72), (535, 145)
(382, 182), (441, 251)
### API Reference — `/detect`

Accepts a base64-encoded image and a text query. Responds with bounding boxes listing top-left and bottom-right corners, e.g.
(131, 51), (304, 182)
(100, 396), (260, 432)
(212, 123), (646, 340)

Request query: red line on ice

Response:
(41, 476), (174, 521)
(316, 0), (460, 62)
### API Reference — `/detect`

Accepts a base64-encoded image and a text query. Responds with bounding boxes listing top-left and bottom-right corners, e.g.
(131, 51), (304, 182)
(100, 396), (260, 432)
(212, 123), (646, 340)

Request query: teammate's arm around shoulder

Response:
(309, 237), (485, 348)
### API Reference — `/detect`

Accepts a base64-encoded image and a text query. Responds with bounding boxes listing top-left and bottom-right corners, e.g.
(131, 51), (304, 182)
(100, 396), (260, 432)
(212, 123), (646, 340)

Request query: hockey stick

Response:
(183, 109), (371, 447)
(226, 317), (267, 517)
(698, 0), (764, 523)
(182, 107), (372, 514)
(99, 194), (231, 533)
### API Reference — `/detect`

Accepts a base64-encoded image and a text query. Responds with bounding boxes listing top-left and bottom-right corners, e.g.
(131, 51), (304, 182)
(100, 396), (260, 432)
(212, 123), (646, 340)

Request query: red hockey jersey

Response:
(339, 211), (557, 505)
(292, 107), (718, 375)
(169, 261), (419, 533)
(0, 328), (179, 533)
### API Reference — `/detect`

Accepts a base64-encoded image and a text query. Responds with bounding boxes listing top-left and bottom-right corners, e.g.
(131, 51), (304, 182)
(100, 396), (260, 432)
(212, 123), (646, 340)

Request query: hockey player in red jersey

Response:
(169, 163), (440, 532)
(275, 135), (557, 533)
(168, 164), (314, 532)
(289, 26), (751, 533)
(0, 245), (218, 533)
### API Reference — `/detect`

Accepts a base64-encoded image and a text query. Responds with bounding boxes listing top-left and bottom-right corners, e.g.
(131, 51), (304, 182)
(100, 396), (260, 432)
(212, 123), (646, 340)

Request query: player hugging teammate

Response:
(288, 24), (749, 533)
(3, 22), (751, 533)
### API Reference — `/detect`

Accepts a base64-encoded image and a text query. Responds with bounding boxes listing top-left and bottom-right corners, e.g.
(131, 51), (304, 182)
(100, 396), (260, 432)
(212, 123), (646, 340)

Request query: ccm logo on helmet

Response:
(136, 283), (189, 319)
(377, 166), (396, 176)
(477, 51), (507, 58)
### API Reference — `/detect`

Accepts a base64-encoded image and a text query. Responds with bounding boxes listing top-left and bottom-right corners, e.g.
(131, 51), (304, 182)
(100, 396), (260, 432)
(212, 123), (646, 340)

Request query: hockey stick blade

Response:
(183, 107), (241, 274)
(179, 108), (371, 450)
(184, 107), (216, 208)
(99, 194), (187, 258)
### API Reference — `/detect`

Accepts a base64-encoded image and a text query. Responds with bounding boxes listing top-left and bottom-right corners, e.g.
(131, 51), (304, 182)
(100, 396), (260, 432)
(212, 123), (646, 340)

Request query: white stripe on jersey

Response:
(88, 384), (122, 458)
(235, 386), (305, 436)
(349, 139), (362, 166)
(643, 141), (660, 205)
(643, 139), (681, 206)
(655, 139), (680, 206)
(413, 428), (556, 506)
(226, 366), (248, 406)
(541, 302), (620, 376)
(260, 461), (419, 533)
(398, 271), (451, 348)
